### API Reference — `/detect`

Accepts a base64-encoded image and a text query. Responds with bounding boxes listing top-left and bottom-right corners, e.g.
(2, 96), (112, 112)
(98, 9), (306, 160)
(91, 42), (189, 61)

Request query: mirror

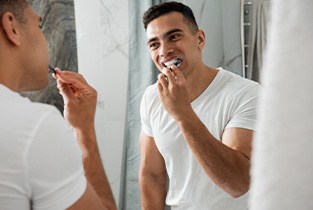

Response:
(21, 0), (271, 209)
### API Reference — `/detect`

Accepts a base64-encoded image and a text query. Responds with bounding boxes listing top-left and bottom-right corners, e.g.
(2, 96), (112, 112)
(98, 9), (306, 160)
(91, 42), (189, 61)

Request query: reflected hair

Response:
(0, 0), (28, 23)
(143, 1), (198, 33)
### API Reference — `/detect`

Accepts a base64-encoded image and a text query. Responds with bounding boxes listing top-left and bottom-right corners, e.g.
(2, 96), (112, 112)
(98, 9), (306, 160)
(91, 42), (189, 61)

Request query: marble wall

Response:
(184, 0), (243, 75)
(21, 0), (78, 113)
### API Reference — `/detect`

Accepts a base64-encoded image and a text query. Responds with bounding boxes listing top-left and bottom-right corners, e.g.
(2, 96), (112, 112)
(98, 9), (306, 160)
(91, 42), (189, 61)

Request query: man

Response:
(139, 2), (260, 210)
(0, 1), (116, 209)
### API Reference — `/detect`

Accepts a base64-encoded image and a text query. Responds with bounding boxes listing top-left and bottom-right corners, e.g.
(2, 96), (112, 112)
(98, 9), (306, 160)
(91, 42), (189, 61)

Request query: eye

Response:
(149, 42), (160, 50)
(169, 33), (180, 41)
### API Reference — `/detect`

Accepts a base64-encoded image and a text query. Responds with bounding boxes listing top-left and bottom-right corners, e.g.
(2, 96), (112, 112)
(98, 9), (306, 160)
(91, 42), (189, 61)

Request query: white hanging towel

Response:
(250, 0), (313, 209)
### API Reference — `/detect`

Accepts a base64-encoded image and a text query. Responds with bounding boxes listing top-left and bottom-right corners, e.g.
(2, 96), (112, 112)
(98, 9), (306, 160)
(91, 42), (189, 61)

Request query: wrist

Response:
(74, 123), (96, 136)
(175, 108), (198, 125)
(74, 124), (98, 155)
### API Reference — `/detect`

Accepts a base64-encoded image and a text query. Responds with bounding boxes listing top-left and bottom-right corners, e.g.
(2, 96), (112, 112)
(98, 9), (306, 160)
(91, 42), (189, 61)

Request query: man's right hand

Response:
(54, 69), (97, 131)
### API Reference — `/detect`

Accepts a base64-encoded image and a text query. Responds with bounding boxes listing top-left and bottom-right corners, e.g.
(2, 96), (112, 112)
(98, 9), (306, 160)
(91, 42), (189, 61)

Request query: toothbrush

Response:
(48, 65), (56, 74)
(164, 58), (182, 68)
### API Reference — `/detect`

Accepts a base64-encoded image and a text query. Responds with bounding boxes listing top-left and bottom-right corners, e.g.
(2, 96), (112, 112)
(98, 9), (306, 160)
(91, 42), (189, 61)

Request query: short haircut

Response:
(143, 1), (198, 33)
(0, 0), (28, 23)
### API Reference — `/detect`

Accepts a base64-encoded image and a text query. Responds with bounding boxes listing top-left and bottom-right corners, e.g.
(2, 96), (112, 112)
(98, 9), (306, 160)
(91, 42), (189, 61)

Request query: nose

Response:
(159, 43), (174, 58)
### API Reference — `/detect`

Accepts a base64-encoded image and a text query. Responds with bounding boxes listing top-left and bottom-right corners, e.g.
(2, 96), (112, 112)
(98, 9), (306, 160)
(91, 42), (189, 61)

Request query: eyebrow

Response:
(147, 28), (183, 45)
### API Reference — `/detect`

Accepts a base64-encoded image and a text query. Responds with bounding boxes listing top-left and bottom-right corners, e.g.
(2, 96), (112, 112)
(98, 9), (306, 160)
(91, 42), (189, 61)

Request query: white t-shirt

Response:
(140, 68), (260, 210)
(0, 85), (86, 210)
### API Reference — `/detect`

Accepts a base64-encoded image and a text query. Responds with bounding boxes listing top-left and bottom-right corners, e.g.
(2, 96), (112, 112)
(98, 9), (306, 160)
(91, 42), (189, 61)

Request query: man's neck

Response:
(0, 48), (22, 91)
(0, 70), (18, 92)
(0, 55), (25, 92)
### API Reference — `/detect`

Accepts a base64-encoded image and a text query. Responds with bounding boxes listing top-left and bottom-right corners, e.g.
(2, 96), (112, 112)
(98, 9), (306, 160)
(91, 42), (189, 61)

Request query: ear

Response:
(1, 12), (22, 46)
(197, 30), (205, 50)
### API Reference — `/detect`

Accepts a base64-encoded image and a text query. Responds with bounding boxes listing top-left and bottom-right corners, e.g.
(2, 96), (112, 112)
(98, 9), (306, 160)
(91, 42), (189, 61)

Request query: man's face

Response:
(18, 5), (49, 91)
(146, 12), (204, 76)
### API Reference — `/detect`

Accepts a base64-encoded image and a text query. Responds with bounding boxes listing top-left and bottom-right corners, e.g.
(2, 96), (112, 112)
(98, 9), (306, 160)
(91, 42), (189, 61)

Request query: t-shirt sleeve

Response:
(140, 89), (153, 137)
(226, 84), (260, 131)
(26, 108), (87, 210)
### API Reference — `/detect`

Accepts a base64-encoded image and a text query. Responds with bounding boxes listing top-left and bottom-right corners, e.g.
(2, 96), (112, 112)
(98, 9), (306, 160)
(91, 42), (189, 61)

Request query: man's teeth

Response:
(164, 60), (176, 67)
(164, 58), (182, 67)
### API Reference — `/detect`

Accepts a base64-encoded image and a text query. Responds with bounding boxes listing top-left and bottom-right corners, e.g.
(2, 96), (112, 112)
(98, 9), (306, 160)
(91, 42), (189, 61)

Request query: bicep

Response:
(139, 131), (166, 178)
(222, 127), (254, 159)
(67, 182), (106, 210)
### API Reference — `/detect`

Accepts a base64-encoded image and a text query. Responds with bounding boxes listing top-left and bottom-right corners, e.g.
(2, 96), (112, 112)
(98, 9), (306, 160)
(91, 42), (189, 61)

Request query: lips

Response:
(163, 58), (182, 68)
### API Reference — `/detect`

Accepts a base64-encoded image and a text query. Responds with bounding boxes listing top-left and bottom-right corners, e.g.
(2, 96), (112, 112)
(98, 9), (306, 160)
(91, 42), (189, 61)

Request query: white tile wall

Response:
(74, 0), (129, 202)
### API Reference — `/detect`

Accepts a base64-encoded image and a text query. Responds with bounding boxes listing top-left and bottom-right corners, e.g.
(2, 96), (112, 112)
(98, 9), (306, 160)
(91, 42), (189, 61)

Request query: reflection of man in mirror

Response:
(139, 2), (260, 209)
(0, 0), (116, 209)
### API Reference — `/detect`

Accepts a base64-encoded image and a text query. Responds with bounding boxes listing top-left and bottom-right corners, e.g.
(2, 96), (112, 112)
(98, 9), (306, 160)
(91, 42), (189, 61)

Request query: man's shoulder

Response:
(211, 69), (260, 107)
(0, 87), (64, 143)
(19, 96), (60, 117)
(141, 83), (162, 113)
(1, 90), (62, 126)
(220, 69), (260, 94)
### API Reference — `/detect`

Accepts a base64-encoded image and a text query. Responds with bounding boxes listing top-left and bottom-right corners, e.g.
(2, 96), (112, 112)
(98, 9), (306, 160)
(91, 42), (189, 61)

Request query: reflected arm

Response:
(178, 111), (252, 198)
(139, 131), (167, 210)
(56, 70), (117, 209)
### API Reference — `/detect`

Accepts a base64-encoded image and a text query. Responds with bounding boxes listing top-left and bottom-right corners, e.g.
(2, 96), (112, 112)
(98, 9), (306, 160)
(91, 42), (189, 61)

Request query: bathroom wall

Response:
(74, 0), (129, 203)
(185, 0), (243, 75)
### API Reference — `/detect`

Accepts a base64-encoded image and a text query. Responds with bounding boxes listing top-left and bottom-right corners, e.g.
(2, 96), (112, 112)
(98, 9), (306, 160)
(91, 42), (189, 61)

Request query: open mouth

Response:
(163, 58), (182, 68)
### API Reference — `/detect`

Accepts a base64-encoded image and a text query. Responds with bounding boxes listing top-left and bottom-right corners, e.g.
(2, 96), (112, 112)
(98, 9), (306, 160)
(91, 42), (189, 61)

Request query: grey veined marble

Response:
(20, 0), (78, 113)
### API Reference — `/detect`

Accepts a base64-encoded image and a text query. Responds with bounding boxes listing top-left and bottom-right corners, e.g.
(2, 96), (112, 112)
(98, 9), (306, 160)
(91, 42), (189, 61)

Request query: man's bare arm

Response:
(139, 131), (167, 210)
(178, 112), (252, 197)
(56, 70), (117, 209)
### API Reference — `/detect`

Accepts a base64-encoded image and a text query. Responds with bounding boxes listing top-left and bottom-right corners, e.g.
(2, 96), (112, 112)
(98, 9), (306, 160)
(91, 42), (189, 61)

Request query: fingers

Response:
(170, 65), (184, 82)
(159, 65), (184, 86)
(161, 67), (173, 80)
(55, 69), (95, 96)
(162, 68), (176, 85)
(55, 69), (88, 88)
(158, 73), (168, 87)
(56, 79), (78, 102)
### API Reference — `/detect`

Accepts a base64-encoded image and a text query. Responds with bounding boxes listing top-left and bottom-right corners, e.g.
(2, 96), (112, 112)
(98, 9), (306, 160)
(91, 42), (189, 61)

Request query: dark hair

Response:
(143, 1), (198, 32)
(0, 0), (28, 23)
